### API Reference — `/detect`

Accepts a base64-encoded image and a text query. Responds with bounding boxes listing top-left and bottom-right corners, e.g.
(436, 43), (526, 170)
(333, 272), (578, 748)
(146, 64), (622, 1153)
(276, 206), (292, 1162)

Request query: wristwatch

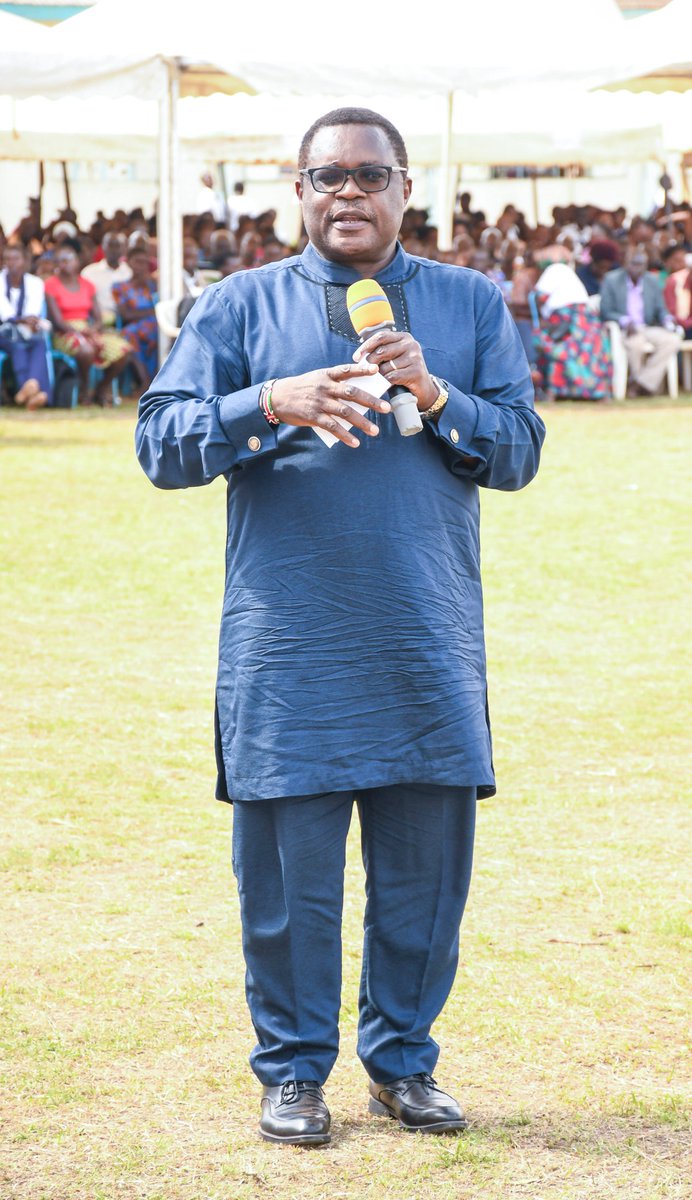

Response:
(421, 375), (449, 421)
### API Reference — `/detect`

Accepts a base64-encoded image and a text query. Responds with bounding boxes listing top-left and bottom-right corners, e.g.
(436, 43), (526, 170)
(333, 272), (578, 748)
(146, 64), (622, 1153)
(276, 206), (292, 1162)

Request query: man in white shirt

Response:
(81, 233), (131, 325)
(226, 181), (250, 233)
(0, 243), (51, 407)
(195, 172), (229, 225)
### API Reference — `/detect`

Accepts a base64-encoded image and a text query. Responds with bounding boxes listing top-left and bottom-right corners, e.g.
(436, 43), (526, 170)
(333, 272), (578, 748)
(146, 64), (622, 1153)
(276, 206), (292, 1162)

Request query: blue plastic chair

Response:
(0, 349), (8, 403)
(49, 346), (79, 408)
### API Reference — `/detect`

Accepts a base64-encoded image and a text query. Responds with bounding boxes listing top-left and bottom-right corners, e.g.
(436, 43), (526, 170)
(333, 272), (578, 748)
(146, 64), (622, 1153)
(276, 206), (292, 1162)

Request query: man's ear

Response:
(295, 178), (303, 201)
(403, 177), (413, 205)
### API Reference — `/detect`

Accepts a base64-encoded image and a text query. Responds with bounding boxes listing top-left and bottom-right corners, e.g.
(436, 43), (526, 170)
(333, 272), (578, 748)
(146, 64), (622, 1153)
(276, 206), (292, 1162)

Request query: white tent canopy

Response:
(0, 0), (684, 299)
(0, 0), (659, 100)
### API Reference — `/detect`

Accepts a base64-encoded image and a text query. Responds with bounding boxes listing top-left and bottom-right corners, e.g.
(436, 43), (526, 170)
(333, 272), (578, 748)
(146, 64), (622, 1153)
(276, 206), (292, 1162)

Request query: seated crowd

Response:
(429, 194), (692, 402)
(1, 182), (691, 409)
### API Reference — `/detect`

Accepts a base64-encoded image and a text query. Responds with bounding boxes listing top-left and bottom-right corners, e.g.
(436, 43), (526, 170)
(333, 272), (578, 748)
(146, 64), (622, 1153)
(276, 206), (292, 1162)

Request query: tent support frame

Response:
(158, 57), (182, 362)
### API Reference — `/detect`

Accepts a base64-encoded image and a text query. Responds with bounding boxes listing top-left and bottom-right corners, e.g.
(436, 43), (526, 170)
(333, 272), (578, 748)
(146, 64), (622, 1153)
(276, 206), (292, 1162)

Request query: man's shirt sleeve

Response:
(425, 283), (545, 491)
(135, 285), (278, 490)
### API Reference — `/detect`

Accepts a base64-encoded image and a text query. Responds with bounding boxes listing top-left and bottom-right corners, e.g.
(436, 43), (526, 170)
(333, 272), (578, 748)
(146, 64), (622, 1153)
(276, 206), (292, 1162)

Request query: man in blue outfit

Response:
(136, 108), (545, 1146)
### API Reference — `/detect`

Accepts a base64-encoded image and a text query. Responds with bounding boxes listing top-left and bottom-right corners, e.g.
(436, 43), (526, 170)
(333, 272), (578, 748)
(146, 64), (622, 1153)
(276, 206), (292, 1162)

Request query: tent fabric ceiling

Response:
(0, 0), (679, 101)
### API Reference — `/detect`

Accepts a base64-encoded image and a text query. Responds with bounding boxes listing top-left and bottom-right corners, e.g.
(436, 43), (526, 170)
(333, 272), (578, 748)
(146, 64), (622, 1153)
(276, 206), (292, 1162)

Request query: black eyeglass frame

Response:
(299, 165), (408, 193)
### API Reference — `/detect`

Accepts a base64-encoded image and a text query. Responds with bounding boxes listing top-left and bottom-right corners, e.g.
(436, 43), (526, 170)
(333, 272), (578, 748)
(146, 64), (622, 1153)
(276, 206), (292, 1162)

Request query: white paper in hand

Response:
(311, 370), (390, 447)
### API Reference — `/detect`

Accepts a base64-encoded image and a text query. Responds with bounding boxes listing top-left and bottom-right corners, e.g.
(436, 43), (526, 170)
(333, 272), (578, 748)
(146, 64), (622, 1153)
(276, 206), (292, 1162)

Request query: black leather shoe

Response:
(260, 1080), (331, 1145)
(368, 1072), (467, 1133)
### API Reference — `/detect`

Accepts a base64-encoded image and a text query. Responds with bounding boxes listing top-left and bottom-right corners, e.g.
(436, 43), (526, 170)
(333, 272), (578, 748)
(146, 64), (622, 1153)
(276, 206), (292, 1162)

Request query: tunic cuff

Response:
(426, 386), (498, 475)
(218, 385), (279, 462)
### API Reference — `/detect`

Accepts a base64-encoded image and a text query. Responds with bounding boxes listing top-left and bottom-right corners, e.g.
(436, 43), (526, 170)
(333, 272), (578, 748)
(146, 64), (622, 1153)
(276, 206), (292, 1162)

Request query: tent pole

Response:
(158, 60), (171, 309)
(158, 58), (181, 362)
(169, 60), (181, 315)
(436, 91), (454, 252)
(218, 160), (228, 203)
(61, 161), (72, 212)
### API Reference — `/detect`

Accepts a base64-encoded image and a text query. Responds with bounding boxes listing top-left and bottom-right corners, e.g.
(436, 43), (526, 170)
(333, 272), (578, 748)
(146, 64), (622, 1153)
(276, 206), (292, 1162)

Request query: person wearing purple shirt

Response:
(600, 249), (681, 396)
(135, 108), (545, 1146)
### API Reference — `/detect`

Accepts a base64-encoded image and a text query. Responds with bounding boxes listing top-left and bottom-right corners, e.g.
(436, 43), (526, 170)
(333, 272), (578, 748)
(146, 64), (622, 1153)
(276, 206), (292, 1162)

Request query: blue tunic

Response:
(136, 244), (545, 802)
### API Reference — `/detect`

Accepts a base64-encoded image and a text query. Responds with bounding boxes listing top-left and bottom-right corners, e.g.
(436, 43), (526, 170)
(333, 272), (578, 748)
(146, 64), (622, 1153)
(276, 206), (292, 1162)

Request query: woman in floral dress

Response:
(532, 245), (612, 402)
(113, 247), (159, 390)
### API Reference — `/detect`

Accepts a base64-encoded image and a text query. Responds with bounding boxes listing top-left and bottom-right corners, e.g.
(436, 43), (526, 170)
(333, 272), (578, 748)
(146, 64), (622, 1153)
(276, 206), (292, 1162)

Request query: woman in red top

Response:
(44, 244), (130, 405)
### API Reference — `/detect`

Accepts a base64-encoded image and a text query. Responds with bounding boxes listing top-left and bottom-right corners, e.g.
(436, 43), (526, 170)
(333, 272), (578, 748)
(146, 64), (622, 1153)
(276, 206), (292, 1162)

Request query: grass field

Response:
(1, 401), (690, 1200)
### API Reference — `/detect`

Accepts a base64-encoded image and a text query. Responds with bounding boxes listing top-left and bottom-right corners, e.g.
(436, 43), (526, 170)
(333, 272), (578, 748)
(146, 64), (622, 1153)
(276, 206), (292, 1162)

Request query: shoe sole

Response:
(259, 1129), (331, 1146)
(368, 1096), (467, 1133)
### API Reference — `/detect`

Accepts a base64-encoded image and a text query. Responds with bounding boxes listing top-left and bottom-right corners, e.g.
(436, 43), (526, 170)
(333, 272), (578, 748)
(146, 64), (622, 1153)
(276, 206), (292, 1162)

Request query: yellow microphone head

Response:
(346, 279), (395, 337)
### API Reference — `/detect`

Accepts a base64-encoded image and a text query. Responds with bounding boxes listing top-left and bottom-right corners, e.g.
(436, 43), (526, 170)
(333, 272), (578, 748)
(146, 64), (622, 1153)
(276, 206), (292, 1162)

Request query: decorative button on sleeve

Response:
(248, 436), (262, 452)
(450, 428), (460, 444)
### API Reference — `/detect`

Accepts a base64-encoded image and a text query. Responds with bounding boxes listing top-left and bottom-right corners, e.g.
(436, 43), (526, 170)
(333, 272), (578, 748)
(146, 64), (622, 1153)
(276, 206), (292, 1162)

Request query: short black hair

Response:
(661, 243), (684, 263)
(298, 107), (408, 170)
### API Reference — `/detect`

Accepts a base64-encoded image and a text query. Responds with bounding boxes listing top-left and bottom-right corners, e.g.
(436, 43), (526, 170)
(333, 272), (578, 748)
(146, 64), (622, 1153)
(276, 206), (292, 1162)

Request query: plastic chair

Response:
(679, 341), (692, 393)
(87, 363), (121, 406)
(605, 322), (679, 400)
(155, 298), (182, 365)
(50, 348), (79, 408)
(0, 349), (8, 403)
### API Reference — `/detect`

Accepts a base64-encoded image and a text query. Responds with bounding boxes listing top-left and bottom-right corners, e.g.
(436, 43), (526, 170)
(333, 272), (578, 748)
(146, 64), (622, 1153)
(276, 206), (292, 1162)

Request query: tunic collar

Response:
(298, 241), (416, 286)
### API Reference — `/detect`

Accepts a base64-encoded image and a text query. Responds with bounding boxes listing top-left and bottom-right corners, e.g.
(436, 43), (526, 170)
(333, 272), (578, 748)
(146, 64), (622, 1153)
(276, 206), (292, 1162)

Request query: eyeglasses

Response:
(300, 165), (408, 194)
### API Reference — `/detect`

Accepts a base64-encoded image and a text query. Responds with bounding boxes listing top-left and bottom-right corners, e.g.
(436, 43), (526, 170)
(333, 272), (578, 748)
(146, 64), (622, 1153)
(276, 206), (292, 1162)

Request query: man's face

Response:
(183, 242), (199, 273)
(627, 254), (647, 282)
(297, 123), (411, 276)
(103, 234), (125, 268)
(3, 246), (25, 276)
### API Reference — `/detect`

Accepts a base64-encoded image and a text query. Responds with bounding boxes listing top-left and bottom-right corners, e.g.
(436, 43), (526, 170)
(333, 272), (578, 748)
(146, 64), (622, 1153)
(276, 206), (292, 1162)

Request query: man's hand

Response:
(355, 330), (438, 412)
(270, 362), (391, 448)
(21, 315), (41, 333)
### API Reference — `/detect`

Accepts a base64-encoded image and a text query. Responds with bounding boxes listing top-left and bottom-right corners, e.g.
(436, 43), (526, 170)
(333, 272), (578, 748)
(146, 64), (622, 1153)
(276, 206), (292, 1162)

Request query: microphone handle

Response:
(358, 324), (423, 437)
(387, 386), (424, 437)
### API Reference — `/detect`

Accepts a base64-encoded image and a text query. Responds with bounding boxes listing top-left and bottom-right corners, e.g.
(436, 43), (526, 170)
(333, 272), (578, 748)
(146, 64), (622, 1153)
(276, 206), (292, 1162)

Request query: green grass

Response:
(1, 400), (690, 1199)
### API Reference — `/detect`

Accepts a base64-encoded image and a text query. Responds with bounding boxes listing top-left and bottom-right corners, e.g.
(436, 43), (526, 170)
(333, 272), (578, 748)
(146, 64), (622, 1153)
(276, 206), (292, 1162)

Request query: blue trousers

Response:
(231, 783), (476, 1086)
(0, 331), (51, 401)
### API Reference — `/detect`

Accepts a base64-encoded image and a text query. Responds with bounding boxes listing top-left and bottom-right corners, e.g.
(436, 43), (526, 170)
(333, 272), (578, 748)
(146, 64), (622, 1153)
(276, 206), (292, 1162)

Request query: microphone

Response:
(346, 279), (423, 437)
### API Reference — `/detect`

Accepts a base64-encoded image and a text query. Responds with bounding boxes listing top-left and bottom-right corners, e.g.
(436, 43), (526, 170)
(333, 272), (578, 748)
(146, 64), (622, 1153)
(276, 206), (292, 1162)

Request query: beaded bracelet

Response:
(259, 379), (280, 426)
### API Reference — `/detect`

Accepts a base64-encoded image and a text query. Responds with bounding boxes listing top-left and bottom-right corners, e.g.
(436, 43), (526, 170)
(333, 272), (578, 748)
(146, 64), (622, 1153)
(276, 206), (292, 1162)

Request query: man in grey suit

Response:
(601, 249), (681, 396)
